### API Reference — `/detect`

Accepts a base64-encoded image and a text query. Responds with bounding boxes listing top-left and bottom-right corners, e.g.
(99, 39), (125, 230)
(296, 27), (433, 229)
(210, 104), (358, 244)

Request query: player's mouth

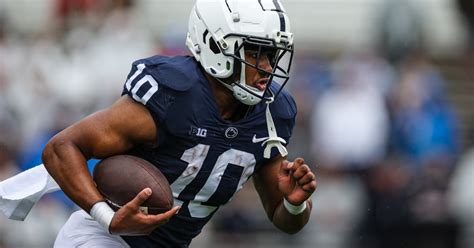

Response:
(255, 78), (270, 91)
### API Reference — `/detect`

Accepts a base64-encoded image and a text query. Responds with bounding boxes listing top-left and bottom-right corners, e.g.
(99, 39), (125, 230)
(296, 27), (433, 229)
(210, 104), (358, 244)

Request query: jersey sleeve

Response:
(121, 60), (175, 125)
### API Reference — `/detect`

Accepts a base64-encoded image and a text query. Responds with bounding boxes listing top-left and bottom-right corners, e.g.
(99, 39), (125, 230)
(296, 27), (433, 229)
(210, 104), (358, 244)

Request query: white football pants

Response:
(54, 210), (129, 248)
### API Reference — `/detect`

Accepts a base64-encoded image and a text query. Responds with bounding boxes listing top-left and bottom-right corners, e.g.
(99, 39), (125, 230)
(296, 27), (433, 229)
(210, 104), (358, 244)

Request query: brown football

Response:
(93, 155), (173, 215)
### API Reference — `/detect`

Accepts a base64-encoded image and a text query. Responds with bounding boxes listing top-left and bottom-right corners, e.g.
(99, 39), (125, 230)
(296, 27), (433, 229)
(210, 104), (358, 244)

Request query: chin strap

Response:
(214, 77), (264, 106)
(262, 97), (288, 159)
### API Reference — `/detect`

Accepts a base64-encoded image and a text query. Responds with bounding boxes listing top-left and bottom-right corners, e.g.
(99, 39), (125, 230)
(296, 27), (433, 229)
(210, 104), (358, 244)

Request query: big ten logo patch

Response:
(190, 126), (207, 138)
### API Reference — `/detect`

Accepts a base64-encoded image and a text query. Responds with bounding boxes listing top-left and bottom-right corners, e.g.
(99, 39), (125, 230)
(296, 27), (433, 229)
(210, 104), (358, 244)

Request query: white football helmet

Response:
(186, 0), (294, 105)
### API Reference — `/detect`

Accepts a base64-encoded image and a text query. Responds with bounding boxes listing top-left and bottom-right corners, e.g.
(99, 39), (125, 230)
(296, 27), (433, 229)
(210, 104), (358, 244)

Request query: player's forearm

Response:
(271, 199), (312, 234)
(42, 137), (104, 212)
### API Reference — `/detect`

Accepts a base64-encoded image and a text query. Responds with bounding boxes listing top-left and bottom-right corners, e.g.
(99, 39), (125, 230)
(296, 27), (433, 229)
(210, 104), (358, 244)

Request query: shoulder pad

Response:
(133, 55), (198, 92)
(270, 84), (297, 120)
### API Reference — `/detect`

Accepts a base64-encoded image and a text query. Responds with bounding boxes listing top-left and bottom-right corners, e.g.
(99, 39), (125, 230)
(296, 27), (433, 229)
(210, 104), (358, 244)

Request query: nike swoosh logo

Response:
(252, 135), (268, 143)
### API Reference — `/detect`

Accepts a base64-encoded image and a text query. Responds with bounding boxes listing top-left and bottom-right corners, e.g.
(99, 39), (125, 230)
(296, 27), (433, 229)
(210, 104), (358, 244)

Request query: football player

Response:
(43, 0), (317, 247)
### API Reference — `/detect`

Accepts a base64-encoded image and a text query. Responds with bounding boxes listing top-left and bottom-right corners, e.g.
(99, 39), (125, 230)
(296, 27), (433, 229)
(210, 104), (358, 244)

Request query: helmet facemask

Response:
(220, 34), (294, 105)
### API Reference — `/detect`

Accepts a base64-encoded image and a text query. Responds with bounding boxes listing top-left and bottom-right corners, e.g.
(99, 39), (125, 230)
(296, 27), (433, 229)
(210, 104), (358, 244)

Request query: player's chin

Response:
(247, 84), (266, 94)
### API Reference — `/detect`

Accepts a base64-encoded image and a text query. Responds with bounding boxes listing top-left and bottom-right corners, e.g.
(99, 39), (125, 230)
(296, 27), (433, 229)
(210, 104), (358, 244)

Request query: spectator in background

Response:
(389, 53), (459, 169)
(311, 53), (391, 171)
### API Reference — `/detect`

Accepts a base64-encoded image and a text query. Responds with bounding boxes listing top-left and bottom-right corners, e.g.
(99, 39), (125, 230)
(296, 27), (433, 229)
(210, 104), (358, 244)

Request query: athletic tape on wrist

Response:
(283, 198), (307, 215)
(90, 201), (115, 233)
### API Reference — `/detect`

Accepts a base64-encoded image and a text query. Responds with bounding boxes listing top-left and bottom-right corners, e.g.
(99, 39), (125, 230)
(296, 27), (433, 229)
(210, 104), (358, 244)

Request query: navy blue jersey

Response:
(119, 55), (296, 247)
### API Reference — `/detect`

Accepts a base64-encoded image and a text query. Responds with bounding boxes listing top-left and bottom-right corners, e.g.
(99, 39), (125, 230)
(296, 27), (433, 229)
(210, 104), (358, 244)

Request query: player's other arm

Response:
(253, 156), (316, 234)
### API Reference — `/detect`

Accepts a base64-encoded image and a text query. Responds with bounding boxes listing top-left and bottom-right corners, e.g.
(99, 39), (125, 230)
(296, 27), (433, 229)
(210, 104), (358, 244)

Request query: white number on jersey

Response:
(171, 144), (256, 218)
(125, 63), (159, 105)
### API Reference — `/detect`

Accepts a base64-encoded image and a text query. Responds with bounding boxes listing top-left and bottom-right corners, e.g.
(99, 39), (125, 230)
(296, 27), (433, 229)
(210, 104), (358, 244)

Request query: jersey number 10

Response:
(170, 144), (256, 218)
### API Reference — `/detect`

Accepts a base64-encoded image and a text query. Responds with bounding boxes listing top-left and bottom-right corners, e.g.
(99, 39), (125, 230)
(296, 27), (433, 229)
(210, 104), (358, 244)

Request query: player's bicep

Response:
(58, 95), (157, 159)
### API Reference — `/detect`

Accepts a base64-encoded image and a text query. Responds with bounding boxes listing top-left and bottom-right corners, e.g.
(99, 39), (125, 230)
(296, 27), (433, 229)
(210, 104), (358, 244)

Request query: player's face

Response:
(244, 48), (274, 91)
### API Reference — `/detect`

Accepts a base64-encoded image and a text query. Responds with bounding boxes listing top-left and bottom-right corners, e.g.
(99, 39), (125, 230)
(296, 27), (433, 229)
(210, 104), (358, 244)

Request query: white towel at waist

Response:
(0, 164), (60, 220)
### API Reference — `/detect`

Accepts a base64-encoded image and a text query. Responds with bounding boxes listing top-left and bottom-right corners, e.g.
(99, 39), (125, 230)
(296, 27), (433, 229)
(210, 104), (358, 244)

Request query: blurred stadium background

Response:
(0, 0), (473, 247)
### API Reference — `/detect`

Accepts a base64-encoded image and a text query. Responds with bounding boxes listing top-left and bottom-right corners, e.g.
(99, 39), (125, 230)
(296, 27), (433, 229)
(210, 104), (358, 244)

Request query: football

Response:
(92, 155), (173, 215)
